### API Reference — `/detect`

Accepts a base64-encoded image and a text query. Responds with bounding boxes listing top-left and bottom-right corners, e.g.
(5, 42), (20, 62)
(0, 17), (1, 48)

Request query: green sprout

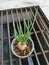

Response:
(13, 9), (38, 44)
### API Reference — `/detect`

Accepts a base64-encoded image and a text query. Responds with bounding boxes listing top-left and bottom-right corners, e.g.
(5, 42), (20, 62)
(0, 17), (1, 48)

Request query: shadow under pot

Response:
(11, 38), (34, 58)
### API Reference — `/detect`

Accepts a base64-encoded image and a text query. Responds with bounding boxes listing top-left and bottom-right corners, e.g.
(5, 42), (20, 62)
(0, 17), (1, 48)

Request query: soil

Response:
(13, 40), (32, 56)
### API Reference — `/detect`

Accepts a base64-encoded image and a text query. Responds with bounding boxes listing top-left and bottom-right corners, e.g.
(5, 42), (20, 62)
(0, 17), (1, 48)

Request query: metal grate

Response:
(0, 6), (49, 65)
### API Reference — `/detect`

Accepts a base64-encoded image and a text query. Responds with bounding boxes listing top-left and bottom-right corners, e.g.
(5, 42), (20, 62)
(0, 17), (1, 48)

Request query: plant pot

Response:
(11, 38), (34, 58)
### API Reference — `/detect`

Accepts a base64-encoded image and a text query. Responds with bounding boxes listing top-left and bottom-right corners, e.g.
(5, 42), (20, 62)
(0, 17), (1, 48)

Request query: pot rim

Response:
(11, 38), (34, 58)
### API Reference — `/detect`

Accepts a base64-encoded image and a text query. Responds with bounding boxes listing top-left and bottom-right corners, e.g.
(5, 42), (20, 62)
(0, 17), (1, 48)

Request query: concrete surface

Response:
(0, 0), (49, 20)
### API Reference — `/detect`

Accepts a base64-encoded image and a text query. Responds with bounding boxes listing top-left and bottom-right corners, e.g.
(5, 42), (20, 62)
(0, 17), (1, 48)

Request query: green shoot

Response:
(13, 8), (38, 44)
(16, 22), (21, 35)
(30, 9), (38, 32)
(13, 23), (18, 38)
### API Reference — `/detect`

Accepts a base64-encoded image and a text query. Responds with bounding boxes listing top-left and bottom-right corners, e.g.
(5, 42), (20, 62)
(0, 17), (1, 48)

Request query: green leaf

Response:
(16, 32), (30, 43)
(13, 23), (18, 38)
(13, 8), (38, 44)
(24, 32), (30, 42)
(16, 21), (21, 35)
(24, 20), (26, 34)
(30, 9), (38, 32)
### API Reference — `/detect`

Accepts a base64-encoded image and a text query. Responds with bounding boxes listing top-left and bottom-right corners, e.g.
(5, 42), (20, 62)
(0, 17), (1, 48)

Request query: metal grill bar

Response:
(38, 7), (49, 25)
(33, 48), (40, 65)
(6, 11), (13, 65)
(0, 49), (49, 64)
(28, 57), (32, 65)
(25, 15), (49, 64)
(36, 13), (49, 47)
(33, 26), (49, 65)
(28, 57), (34, 65)
(25, 21), (40, 65)
(1, 11), (3, 65)
(36, 11), (49, 39)
(30, 8), (49, 48)
(25, 7), (49, 65)
(16, 9), (32, 65)
(0, 59), (16, 64)
(29, 8), (49, 65)
(17, 9), (33, 65)
(11, 10), (22, 65)
(25, 9), (41, 65)
(21, 9), (40, 65)
(30, 38), (41, 65)
(0, 29), (46, 41)
(0, 6), (49, 65)
(0, 29), (46, 40)
(19, 58), (22, 65)
(11, 10), (15, 31)
(36, 12), (49, 48)
(37, 10), (49, 34)
(16, 9), (23, 34)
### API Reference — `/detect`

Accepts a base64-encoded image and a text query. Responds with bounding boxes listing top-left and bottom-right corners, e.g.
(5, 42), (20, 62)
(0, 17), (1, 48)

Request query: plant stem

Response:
(30, 8), (38, 32)
(16, 21), (21, 35)
(24, 20), (26, 34)
(13, 23), (18, 37)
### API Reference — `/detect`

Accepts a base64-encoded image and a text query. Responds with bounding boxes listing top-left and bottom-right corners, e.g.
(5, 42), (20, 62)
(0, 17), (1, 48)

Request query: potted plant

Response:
(11, 9), (38, 58)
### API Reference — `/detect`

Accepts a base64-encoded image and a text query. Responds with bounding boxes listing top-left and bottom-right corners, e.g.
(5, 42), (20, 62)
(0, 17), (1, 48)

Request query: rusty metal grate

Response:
(0, 6), (49, 65)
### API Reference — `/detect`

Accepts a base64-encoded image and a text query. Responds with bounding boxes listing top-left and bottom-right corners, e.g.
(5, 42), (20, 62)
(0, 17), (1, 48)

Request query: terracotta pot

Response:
(11, 38), (34, 58)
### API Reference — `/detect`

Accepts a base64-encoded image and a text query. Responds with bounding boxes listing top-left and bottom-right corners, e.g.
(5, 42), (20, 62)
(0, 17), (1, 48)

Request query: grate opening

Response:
(21, 58), (29, 65)
(31, 34), (41, 52)
(37, 33), (49, 51)
(0, 6), (49, 65)
(3, 39), (9, 60)
(44, 32), (49, 43)
(32, 56), (38, 65)
(3, 24), (8, 38)
(12, 60), (19, 65)
(46, 53), (49, 61)
(38, 54), (47, 65)
(4, 61), (10, 65)
(9, 23), (13, 36)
